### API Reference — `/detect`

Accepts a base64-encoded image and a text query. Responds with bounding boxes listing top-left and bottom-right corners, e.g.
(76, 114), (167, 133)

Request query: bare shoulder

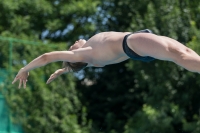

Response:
(71, 46), (93, 63)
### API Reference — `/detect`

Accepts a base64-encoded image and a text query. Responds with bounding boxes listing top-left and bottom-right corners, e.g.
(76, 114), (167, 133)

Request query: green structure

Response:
(0, 36), (57, 133)
(0, 69), (23, 133)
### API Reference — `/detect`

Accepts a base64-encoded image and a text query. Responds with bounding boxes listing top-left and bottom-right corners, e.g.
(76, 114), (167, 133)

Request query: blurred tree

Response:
(0, 0), (99, 132)
(1, 0), (200, 133)
(0, 0), (99, 41)
(76, 0), (200, 133)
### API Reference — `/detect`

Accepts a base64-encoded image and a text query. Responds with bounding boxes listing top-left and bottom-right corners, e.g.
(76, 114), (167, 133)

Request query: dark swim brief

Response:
(122, 29), (155, 62)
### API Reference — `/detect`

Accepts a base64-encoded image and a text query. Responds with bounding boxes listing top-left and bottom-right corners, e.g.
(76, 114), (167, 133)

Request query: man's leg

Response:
(127, 33), (200, 73)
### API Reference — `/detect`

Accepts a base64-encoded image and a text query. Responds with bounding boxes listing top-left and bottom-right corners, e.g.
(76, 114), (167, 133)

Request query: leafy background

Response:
(1, 0), (200, 133)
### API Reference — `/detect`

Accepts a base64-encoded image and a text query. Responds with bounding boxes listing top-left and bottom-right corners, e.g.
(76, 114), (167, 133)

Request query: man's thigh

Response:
(127, 33), (186, 61)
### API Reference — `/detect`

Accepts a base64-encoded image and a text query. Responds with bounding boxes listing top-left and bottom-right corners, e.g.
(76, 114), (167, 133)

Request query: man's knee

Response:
(169, 47), (186, 62)
(172, 47), (196, 64)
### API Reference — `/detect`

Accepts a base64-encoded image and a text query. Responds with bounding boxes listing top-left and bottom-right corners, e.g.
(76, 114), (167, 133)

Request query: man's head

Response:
(63, 39), (88, 72)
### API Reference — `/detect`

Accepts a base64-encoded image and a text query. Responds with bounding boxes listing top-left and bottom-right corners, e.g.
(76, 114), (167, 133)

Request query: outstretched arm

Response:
(12, 48), (92, 88)
(21, 50), (84, 72)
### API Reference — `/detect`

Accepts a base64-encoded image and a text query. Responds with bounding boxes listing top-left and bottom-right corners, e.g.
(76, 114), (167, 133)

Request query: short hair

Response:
(63, 61), (88, 72)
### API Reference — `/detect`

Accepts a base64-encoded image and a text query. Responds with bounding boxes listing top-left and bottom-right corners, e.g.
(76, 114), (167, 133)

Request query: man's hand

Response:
(46, 68), (70, 84)
(12, 68), (29, 89)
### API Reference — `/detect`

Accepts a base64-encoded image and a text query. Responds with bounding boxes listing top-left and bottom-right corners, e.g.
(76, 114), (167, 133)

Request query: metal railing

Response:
(0, 36), (58, 73)
(0, 36), (59, 133)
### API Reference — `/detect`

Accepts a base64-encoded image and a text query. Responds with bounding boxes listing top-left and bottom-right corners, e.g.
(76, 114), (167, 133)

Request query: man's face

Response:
(69, 39), (86, 50)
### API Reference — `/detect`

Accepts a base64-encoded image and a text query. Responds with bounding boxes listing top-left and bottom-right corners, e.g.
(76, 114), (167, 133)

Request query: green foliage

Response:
(76, 0), (200, 133)
(1, 0), (200, 133)
(0, 0), (99, 41)
(0, 0), (98, 132)
(0, 39), (92, 132)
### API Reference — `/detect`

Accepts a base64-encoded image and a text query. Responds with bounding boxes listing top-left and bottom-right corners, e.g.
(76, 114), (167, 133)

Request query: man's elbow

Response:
(40, 53), (50, 65)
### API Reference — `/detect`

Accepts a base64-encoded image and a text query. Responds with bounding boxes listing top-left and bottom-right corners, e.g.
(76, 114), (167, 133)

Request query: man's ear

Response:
(74, 43), (84, 49)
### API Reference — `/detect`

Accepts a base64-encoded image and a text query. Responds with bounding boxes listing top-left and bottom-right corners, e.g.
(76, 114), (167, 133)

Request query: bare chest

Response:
(86, 32), (129, 66)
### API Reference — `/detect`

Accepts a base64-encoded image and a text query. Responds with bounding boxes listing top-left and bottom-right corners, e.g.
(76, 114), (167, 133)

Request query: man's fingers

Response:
(23, 80), (27, 89)
(18, 79), (22, 89)
(46, 70), (66, 84)
(46, 78), (54, 84)
(12, 77), (18, 84)
(46, 79), (51, 84)
(46, 76), (56, 84)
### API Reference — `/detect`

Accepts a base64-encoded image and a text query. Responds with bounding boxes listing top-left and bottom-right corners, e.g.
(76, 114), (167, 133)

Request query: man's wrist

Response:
(20, 67), (28, 72)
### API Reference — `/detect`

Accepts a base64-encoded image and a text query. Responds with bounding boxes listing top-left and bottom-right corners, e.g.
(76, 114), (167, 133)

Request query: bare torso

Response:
(80, 32), (131, 67)
(13, 29), (200, 88)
